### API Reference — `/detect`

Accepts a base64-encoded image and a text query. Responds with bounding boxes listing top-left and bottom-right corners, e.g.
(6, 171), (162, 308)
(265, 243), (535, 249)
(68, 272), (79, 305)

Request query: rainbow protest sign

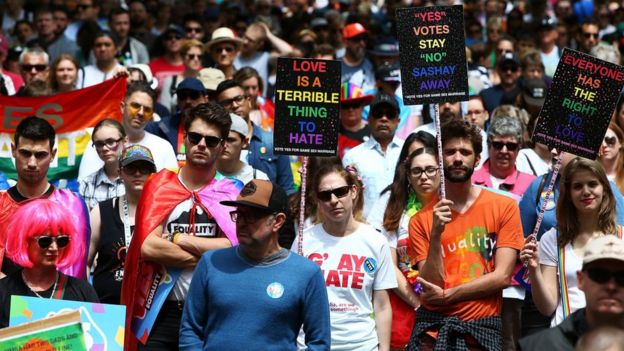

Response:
(273, 58), (341, 156)
(396, 5), (468, 105)
(532, 48), (624, 159)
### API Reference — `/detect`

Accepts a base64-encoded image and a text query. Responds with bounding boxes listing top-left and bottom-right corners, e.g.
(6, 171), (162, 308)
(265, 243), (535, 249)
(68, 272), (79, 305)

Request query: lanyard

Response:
(122, 196), (132, 247)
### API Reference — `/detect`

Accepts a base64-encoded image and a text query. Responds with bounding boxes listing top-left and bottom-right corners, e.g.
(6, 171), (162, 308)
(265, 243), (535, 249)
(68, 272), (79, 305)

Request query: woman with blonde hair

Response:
(159, 39), (204, 113)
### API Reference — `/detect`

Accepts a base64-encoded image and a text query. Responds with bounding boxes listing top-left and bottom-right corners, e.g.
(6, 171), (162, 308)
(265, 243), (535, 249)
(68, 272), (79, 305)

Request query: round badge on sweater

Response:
(266, 282), (284, 299)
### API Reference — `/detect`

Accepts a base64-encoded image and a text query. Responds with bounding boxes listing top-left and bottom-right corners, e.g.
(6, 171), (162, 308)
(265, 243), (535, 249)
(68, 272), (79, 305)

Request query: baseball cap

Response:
(538, 15), (557, 30)
(198, 68), (225, 91)
(176, 77), (206, 94)
(343, 23), (368, 39)
(499, 52), (520, 68)
(120, 145), (156, 172)
(229, 113), (249, 138)
(221, 179), (289, 214)
(583, 235), (624, 266)
(376, 62), (401, 82)
(340, 82), (374, 105)
(370, 94), (400, 115)
(369, 37), (400, 57)
(522, 79), (547, 106)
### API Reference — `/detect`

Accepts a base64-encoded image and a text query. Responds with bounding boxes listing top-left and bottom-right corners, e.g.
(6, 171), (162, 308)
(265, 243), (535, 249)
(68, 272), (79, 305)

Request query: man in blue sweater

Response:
(179, 179), (331, 350)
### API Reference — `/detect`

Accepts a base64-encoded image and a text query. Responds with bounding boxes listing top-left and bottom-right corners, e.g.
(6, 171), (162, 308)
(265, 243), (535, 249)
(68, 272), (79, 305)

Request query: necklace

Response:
(22, 272), (59, 299)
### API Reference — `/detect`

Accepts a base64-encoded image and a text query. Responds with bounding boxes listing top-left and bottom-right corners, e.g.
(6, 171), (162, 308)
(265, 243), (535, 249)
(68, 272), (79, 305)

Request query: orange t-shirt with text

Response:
(409, 189), (523, 321)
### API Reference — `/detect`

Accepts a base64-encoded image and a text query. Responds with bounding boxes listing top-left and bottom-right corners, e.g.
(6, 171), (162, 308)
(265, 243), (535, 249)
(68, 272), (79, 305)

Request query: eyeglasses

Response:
(122, 163), (154, 175)
(185, 54), (201, 60)
(21, 64), (47, 72)
(177, 90), (202, 100)
(340, 103), (363, 110)
(165, 34), (182, 41)
(604, 136), (618, 146)
(501, 66), (519, 73)
(127, 101), (154, 119)
(586, 267), (624, 287)
(219, 94), (248, 108)
(582, 32), (598, 39)
(212, 45), (235, 54)
(185, 27), (202, 33)
(410, 167), (439, 178)
(32, 235), (70, 249)
(491, 141), (519, 151)
(93, 137), (122, 150)
(229, 210), (274, 223)
(317, 185), (351, 201)
(186, 132), (223, 147)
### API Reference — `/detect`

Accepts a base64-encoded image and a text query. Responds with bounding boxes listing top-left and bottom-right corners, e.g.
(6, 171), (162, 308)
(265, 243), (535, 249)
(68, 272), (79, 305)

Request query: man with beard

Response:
(342, 94), (403, 217)
(519, 235), (624, 350)
(121, 103), (242, 351)
(408, 117), (524, 350)
(341, 23), (375, 92)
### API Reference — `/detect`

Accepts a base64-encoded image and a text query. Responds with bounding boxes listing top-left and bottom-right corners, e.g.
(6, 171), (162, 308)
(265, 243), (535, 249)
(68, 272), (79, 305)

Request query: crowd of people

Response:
(1, 0), (624, 350)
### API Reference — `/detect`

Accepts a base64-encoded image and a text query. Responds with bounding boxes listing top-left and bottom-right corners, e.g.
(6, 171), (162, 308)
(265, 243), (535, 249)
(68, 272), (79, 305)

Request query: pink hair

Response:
(5, 199), (85, 269)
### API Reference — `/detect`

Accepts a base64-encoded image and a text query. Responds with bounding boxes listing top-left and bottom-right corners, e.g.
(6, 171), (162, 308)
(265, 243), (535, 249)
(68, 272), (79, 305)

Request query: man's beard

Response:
(444, 164), (476, 183)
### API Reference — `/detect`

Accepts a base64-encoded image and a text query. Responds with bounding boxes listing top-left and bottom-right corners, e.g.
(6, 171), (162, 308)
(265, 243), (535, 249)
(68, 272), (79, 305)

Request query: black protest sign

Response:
(396, 5), (468, 105)
(273, 58), (341, 156)
(532, 48), (624, 159)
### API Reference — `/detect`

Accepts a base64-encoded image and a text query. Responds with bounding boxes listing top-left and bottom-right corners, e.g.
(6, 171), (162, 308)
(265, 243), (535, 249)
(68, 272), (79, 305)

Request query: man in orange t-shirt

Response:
(408, 117), (523, 350)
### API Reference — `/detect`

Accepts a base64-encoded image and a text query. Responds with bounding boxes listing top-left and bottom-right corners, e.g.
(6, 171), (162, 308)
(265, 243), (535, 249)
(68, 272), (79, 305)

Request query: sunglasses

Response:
(93, 137), (122, 150)
(604, 136), (618, 146)
(212, 45), (235, 54)
(177, 90), (202, 100)
(128, 101), (154, 119)
(229, 210), (274, 223)
(22, 64), (47, 72)
(122, 163), (154, 175)
(186, 54), (201, 60)
(186, 132), (223, 147)
(32, 235), (70, 249)
(185, 27), (202, 33)
(491, 141), (519, 151)
(582, 32), (598, 39)
(501, 65), (519, 73)
(586, 267), (624, 287)
(317, 185), (351, 201)
(165, 34), (182, 41)
(341, 103), (363, 110)
(410, 167), (439, 178)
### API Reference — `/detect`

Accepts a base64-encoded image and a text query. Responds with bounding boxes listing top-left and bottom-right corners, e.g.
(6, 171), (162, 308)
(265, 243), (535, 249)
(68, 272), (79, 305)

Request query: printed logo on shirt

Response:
(266, 282), (284, 299)
(363, 257), (377, 275)
(441, 228), (497, 261)
(309, 252), (367, 289)
(540, 192), (556, 211)
(166, 206), (218, 237)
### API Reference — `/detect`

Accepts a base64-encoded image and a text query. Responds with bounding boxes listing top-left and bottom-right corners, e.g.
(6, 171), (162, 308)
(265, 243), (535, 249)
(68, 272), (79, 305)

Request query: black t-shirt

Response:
(0, 270), (99, 328)
(1, 185), (55, 276)
(92, 198), (133, 304)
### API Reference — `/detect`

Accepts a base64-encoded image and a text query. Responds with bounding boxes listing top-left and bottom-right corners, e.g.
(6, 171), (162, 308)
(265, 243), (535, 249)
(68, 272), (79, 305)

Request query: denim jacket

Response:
(247, 124), (295, 195)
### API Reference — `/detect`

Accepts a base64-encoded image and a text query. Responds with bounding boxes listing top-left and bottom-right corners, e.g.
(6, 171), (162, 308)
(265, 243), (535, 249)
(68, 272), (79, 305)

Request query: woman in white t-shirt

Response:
(293, 163), (397, 351)
(521, 157), (621, 326)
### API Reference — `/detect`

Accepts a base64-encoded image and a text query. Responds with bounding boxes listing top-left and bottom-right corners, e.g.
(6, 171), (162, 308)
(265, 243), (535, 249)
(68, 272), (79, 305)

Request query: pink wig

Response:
(5, 199), (85, 269)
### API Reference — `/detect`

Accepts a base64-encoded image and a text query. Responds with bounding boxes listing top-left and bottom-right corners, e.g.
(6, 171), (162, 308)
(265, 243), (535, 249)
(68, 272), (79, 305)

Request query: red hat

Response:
(340, 82), (374, 105)
(343, 23), (368, 39)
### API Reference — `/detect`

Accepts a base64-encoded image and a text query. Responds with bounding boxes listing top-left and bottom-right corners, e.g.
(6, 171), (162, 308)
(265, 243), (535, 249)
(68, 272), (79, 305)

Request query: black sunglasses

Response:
(187, 132), (222, 147)
(586, 267), (624, 287)
(22, 64), (47, 72)
(491, 141), (519, 151)
(165, 34), (182, 41)
(317, 185), (351, 201)
(604, 136), (618, 146)
(177, 90), (202, 100)
(33, 235), (70, 249)
(122, 163), (154, 175)
(341, 103), (363, 110)
(185, 27), (202, 33)
(582, 32), (598, 39)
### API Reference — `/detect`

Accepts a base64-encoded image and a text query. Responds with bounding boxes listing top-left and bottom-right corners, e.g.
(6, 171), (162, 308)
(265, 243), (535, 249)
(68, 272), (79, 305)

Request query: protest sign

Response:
(273, 58), (341, 156)
(0, 78), (127, 182)
(396, 5), (468, 105)
(532, 48), (624, 159)
(9, 296), (126, 351)
(0, 310), (86, 351)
